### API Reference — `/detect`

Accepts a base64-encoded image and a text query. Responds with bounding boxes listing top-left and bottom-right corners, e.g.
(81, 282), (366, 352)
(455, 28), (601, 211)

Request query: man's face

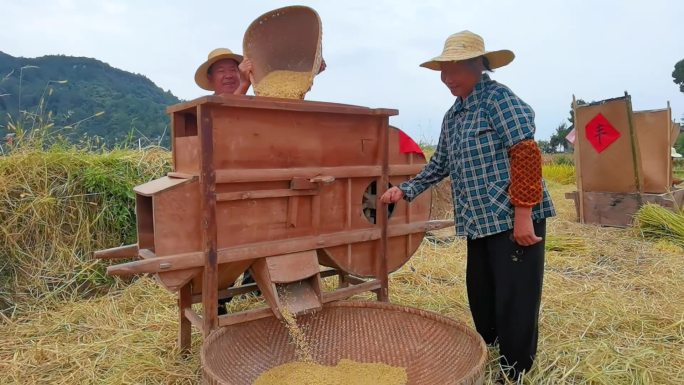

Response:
(440, 60), (481, 99)
(208, 59), (240, 95)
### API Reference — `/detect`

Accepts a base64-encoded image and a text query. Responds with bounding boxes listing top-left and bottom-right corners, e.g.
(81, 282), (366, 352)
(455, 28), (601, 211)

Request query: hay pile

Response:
(1, 156), (683, 384)
(0, 279), (198, 384)
(0, 147), (170, 316)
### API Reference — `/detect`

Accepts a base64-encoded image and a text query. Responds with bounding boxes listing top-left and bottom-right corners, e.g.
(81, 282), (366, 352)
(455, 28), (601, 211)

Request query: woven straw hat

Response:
(420, 30), (514, 71)
(194, 48), (244, 91)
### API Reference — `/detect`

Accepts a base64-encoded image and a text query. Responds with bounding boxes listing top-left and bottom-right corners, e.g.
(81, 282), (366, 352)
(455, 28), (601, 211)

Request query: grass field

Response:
(1, 150), (683, 385)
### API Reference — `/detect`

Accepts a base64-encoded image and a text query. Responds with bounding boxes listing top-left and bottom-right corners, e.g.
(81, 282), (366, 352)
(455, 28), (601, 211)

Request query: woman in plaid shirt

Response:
(381, 31), (555, 380)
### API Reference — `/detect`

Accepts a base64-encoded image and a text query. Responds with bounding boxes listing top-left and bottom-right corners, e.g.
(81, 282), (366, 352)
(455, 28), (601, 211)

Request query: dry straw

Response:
(0, 147), (170, 316)
(1, 159), (683, 384)
(635, 203), (684, 247)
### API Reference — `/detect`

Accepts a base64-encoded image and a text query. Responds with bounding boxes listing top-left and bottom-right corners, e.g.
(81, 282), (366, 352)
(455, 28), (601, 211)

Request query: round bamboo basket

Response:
(202, 301), (487, 385)
(243, 5), (322, 99)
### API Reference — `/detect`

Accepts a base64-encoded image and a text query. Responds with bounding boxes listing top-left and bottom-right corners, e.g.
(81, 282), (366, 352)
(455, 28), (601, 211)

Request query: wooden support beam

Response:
(214, 164), (424, 183)
(191, 283), (260, 304)
(107, 220), (450, 276)
(198, 104), (219, 335)
(178, 283), (192, 356)
(216, 189), (317, 201)
(93, 244), (138, 260)
(183, 308), (204, 332)
(217, 307), (275, 327)
(376, 118), (390, 302)
(321, 280), (382, 303)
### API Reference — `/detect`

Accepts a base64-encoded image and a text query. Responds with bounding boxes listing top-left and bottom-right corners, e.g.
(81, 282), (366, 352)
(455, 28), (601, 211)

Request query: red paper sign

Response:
(585, 113), (620, 153)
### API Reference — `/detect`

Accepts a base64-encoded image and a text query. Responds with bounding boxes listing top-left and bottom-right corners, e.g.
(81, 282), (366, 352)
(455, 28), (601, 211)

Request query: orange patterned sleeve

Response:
(508, 139), (542, 208)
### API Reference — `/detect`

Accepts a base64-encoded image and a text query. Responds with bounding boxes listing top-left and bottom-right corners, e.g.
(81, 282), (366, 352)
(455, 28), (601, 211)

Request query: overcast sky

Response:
(2, 0), (682, 142)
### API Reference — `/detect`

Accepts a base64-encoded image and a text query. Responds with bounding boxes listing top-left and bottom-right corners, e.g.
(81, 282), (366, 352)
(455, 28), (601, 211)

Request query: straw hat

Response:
(194, 48), (244, 91)
(420, 30), (515, 71)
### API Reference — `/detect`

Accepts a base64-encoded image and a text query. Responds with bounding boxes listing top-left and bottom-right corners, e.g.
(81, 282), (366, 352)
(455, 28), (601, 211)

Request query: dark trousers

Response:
(466, 219), (546, 379)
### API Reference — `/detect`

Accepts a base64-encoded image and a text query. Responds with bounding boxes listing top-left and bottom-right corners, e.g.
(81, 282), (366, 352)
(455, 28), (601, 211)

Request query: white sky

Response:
(2, 0), (682, 142)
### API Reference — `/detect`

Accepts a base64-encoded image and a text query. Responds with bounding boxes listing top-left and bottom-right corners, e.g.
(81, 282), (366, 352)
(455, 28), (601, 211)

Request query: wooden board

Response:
(634, 109), (672, 193)
(565, 189), (684, 227)
(133, 175), (195, 197)
(672, 122), (681, 147)
(575, 97), (642, 193)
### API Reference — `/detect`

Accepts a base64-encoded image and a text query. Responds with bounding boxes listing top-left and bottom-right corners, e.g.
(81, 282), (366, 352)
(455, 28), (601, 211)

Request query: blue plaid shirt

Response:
(400, 74), (555, 239)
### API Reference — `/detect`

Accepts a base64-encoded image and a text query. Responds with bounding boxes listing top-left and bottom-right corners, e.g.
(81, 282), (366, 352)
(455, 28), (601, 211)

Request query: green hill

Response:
(0, 51), (180, 146)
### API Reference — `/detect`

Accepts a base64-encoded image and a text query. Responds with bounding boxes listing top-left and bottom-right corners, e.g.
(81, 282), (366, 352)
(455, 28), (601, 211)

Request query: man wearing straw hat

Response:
(381, 31), (555, 380)
(194, 48), (257, 315)
(195, 48), (253, 96)
(195, 47), (326, 97)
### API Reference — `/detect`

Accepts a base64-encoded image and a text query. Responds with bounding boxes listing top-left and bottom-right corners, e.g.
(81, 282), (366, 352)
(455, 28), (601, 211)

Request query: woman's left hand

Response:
(513, 206), (542, 246)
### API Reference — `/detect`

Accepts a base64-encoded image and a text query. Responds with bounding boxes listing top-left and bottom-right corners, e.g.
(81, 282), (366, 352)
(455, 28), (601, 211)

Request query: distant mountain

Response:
(0, 51), (181, 146)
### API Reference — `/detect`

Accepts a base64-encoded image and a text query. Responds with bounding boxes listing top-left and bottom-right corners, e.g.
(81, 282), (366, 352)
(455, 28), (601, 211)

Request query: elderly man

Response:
(195, 47), (326, 97)
(381, 31), (555, 380)
(195, 47), (253, 95)
(194, 48), (257, 316)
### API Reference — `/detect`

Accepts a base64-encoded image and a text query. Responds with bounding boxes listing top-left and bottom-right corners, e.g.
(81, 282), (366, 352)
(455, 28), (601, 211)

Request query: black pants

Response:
(466, 219), (546, 379)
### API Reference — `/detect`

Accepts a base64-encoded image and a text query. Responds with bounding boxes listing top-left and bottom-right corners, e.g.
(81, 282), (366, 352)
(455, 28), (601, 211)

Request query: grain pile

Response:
(266, 306), (407, 385)
(254, 70), (312, 99)
(253, 359), (407, 385)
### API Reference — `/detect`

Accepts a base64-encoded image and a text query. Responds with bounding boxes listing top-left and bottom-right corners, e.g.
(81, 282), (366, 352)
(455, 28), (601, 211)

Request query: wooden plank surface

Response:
(213, 165), (424, 183)
(133, 176), (194, 196)
(167, 94), (398, 117)
(198, 104), (218, 334)
(107, 220), (450, 276)
(93, 243), (138, 260)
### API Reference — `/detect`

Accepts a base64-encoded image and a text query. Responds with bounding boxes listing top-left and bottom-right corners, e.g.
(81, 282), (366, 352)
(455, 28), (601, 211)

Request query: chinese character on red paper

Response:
(585, 113), (620, 153)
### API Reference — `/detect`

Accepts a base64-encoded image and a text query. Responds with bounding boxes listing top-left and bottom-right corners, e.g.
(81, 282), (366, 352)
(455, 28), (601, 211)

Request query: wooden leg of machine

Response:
(376, 273), (389, 302)
(178, 282), (192, 356)
(338, 272), (349, 288)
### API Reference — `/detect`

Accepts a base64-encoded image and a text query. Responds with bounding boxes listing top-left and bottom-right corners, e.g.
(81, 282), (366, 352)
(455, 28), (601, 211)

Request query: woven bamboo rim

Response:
(202, 301), (487, 385)
(243, 5), (323, 96)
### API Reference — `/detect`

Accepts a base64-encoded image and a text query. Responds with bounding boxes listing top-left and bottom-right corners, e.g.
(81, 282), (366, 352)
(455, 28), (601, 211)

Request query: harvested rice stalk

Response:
(545, 234), (587, 252)
(254, 70), (312, 99)
(635, 203), (684, 247)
